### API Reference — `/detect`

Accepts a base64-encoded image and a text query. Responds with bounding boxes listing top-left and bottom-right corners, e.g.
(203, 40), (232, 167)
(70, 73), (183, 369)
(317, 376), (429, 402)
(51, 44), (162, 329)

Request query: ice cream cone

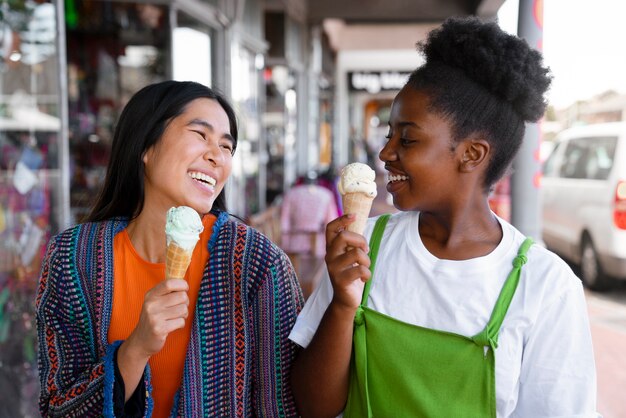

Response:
(338, 163), (377, 236)
(342, 192), (375, 235)
(165, 241), (194, 280)
(164, 206), (203, 280)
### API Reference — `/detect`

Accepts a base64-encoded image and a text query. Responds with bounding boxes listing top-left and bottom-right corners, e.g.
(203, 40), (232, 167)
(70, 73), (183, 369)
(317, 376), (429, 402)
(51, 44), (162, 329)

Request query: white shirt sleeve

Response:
(288, 216), (379, 348)
(288, 268), (334, 348)
(511, 282), (602, 418)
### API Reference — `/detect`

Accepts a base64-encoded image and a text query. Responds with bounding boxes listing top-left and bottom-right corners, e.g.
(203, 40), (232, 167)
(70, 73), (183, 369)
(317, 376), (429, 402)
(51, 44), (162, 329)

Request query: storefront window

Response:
(0, 1), (60, 415)
(66, 0), (170, 223)
(173, 11), (213, 87)
(231, 44), (261, 216)
(263, 65), (291, 205)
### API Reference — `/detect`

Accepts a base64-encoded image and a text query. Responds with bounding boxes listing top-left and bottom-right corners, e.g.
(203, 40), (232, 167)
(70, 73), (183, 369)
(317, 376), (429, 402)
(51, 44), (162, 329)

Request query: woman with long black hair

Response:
(37, 80), (303, 417)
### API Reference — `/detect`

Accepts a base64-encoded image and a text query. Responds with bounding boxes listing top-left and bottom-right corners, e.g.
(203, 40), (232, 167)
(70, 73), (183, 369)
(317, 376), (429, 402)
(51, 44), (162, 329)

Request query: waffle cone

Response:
(165, 242), (194, 280)
(342, 192), (375, 235)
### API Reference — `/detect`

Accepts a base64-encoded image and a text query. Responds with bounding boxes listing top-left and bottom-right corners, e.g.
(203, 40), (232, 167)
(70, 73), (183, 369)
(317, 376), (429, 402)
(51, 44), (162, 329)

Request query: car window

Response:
(559, 140), (588, 179)
(584, 136), (616, 180)
(544, 133), (618, 180)
(555, 136), (617, 180)
(543, 141), (563, 177)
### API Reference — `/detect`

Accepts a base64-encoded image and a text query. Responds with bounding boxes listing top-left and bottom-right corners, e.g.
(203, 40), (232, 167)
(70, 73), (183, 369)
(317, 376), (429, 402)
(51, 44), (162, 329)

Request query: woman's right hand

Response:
(325, 214), (372, 311)
(116, 278), (189, 400)
(125, 278), (190, 359)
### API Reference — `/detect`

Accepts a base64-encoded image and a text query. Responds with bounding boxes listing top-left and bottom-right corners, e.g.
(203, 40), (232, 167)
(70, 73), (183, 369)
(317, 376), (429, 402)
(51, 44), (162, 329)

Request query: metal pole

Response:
(511, 0), (544, 240)
(55, 0), (71, 230)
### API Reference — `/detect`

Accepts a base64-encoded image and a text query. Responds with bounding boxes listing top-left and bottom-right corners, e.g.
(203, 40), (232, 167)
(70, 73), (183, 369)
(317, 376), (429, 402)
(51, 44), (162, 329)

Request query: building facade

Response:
(0, 0), (504, 413)
(0, 0), (331, 413)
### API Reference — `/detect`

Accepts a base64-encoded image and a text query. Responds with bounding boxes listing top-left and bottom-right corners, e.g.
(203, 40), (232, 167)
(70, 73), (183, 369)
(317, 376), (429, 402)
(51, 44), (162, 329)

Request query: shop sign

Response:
(348, 71), (411, 94)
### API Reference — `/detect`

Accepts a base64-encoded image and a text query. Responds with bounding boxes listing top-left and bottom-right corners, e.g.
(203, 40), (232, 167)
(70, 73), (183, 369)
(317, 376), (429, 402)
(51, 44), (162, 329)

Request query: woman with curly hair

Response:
(289, 17), (599, 417)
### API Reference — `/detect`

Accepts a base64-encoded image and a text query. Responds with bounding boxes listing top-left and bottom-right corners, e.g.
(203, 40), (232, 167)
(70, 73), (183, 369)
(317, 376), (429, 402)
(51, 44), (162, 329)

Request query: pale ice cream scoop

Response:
(339, 163), (377, 234)
(165, 206), (203, 279)
(338, 163), (378, 198)
(165, 206), (204, 249)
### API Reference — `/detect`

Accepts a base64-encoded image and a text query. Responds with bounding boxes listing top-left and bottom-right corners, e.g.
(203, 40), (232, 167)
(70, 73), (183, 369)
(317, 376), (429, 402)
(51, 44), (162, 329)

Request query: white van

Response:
(541, 122), (626, 290)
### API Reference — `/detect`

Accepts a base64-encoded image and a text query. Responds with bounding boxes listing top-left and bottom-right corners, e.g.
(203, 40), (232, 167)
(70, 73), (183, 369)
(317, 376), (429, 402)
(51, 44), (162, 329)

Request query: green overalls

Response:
(344, 214), (533, 418)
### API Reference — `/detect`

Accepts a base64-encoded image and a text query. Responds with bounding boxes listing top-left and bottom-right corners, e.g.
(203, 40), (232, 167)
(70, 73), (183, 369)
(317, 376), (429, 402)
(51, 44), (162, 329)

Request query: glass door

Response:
(66, 0), (170, 224)
(0, 1), (61, 415)
(231, 44), (262, 216)
(173, 11), (214, 87)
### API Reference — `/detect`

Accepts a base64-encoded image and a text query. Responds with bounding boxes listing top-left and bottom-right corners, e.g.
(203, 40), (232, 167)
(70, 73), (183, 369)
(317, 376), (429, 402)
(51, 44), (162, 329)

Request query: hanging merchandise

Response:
(13, 144), (43, 194)
(19, 2), (56, 66)
(0, 286), (9, 343)
(12, 160), (38, 194)
(18, 213), (43, 267)
(0, 203), (5, 233)
(18, 144), (43, 170)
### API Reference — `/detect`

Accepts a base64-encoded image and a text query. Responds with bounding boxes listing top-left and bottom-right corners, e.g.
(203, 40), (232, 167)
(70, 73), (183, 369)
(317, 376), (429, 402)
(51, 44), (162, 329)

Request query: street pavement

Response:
(586, 284), (626, 418)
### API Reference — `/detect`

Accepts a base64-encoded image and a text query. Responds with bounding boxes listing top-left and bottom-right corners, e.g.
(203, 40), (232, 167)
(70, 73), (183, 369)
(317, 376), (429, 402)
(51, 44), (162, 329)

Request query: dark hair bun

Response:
(419, 17), (552, 122)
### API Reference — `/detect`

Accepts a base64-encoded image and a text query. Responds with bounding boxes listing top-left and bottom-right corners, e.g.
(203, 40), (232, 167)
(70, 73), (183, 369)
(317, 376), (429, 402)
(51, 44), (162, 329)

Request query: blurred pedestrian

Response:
(36, 80), (303, 417)
(281, 173), (338, 299)
(289, 17), (599, 417)
(282, 172), (338, 259)
(317, 166), (343, 216)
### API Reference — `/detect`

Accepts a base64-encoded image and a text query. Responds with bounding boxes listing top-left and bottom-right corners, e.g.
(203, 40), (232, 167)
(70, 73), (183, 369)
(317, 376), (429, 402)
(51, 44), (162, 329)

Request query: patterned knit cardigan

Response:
(36, 211), (304, 417)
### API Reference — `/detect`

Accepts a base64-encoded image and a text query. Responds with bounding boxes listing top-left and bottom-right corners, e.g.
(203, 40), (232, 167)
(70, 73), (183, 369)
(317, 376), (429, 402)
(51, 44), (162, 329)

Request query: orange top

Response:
(108, 214), (217, 418)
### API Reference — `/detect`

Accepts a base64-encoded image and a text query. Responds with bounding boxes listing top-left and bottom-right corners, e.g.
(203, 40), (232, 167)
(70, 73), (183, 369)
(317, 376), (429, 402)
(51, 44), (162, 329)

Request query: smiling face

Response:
(142, 98), (234, 215)
(379, 86), (467, 212)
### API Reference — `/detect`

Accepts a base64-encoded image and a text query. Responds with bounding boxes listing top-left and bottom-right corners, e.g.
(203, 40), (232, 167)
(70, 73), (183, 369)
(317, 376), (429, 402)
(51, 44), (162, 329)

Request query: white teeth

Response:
(388, 174), (409, 182)
(189, 172), (216, 186)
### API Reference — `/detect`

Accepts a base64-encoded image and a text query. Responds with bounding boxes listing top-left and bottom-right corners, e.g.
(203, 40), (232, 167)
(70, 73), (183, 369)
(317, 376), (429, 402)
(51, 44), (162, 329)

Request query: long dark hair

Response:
(86, 80), (238, 222)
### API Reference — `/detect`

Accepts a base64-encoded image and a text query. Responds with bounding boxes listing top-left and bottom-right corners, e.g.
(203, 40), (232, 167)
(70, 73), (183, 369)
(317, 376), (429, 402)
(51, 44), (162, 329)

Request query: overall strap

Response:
(351, 214), (391, 418)
(472, 237), (534, 350)
(360, 214), (391, 306)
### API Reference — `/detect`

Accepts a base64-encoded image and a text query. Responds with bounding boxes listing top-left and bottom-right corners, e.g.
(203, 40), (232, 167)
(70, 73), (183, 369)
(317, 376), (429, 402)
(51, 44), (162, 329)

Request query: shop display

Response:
(0, 132), (55, 418)
(0, 1), (61, 415)
(0, 0), (317, 414)
(66, 1), (169, 223)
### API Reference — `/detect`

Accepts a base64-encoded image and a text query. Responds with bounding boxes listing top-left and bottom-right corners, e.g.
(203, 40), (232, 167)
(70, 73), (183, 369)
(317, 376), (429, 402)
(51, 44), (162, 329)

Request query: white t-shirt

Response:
(289, 211), (601, 418)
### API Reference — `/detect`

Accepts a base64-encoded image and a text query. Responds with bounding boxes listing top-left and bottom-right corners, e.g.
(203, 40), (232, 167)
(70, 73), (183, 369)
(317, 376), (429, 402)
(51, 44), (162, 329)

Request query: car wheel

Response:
(580, 237), (611, 291)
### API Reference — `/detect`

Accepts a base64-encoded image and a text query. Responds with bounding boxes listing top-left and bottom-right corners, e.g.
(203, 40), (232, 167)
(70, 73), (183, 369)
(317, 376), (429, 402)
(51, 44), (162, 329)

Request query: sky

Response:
(497, 0), (626, 109)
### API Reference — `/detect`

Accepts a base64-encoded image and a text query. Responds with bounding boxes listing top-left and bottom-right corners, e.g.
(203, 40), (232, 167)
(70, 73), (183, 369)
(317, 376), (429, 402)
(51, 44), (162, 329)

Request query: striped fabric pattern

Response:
(36, 212), (304, 417)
